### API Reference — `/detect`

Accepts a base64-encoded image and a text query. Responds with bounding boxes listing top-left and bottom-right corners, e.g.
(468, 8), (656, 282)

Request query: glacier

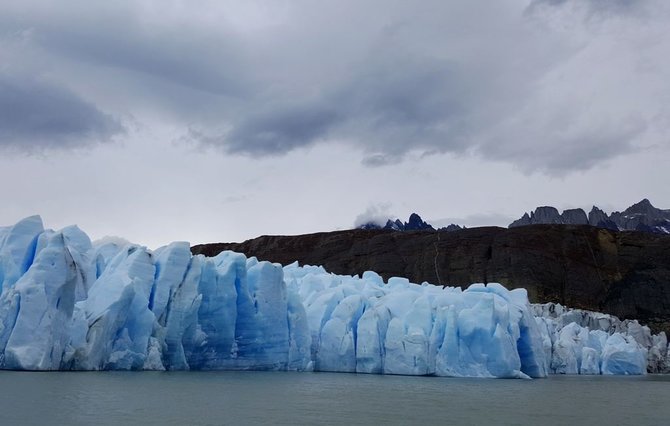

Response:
(533, 303), (668, 374)
(0, 216), (666, 377)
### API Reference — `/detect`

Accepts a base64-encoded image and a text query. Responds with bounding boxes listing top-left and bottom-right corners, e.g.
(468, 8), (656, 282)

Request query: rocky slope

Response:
(192, 225), (670, 335)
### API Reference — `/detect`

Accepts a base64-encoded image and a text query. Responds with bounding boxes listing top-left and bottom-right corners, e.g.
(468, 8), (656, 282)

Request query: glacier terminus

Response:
(0, 216), (667, 377)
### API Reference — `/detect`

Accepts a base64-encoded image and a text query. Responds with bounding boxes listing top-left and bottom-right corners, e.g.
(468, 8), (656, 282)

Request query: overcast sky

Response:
(1, 0), (668, 248)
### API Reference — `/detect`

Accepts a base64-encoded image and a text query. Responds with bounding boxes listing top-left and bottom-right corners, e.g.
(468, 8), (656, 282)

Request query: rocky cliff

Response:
(192, 225), (670, 335)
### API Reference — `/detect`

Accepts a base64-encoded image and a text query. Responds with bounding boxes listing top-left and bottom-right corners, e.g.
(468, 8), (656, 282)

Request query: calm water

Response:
(0, 371), (668, 426)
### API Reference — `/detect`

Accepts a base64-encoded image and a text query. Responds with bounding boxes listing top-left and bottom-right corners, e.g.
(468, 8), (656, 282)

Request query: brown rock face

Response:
(192, 225), (670, 334)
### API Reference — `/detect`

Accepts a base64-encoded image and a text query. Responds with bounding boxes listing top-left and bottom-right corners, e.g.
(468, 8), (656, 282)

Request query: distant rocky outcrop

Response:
(510, 199), (670, 234)
(361, 199), (669, 236)
(193, 224), (670, 336)
(561, 208), (589, 225)
(359, 213), (463, 232)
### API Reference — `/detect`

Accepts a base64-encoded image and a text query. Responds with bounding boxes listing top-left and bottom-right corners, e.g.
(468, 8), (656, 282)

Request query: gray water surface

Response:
(0, 371), (668, 426)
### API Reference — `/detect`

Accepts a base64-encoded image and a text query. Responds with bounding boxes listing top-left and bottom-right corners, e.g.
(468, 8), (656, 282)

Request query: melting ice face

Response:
(0, 216), (661, 376)
(285, 265), (548, 378)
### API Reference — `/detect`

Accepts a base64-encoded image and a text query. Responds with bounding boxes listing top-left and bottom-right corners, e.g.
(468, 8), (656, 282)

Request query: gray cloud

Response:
(527, 0), (643, 16)
(361, 154), (403, 168)
(221, 104), (342, 155)
(34, 19), (251, 98)
(1, 0), (668, 174)
(195, 47), (473, 160)
(480, 110), (648, 174)
(0, 73), (124, 151)
(354, 203), (394, 228)
(334, 53), (474, 158)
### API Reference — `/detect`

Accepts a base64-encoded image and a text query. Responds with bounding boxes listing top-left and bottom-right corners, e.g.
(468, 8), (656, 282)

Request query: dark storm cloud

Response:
(1, 0), (668, 174)
(221, 104), (342, 155)
(0, 74), (124, 151)
(180, 0), (670, 174)
(201, 51), (472, 159)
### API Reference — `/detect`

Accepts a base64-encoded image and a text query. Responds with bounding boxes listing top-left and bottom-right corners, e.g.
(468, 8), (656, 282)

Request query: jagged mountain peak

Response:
(360, 199), (668, 235)
(357, 213), (461, 232)
(510, 199), (669, 234)
(623, 198), (656, 215)
(405, 213), (434, 231)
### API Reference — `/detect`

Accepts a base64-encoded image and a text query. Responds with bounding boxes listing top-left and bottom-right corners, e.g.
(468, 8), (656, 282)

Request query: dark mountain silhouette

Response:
(359, 199), (669, 236)
(510, 199), (670, 234)
(359, 213), (462, 232)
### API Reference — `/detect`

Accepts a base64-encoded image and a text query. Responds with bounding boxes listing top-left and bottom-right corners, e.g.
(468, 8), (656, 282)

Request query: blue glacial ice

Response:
(0, 216), (666, 376)
(533, 303), (667, 374)
(284, 265), (548, 378)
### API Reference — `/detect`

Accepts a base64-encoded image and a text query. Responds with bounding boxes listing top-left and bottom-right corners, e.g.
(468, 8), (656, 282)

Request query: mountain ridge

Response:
(357, 199), (670, 235)
(359, 212), (462, 232)
(510, 198), (670, 234)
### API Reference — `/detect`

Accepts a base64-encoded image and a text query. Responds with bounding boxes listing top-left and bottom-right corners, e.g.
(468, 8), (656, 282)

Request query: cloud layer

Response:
(1, 0), (668, 173)
(0, 74), (124, 151)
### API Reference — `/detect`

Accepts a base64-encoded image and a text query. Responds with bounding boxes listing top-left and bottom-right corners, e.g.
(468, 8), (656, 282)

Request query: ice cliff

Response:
(533, 303), (668, 374)
(0, 216), (665, 376)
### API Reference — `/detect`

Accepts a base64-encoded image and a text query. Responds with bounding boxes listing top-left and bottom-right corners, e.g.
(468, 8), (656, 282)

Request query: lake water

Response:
(0, 371), (668, 425)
